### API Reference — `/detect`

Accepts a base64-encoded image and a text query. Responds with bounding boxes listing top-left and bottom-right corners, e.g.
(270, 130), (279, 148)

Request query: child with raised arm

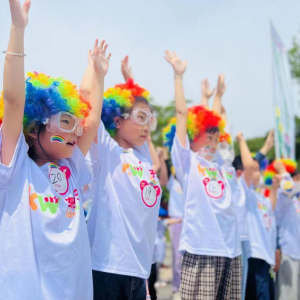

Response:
(0, 1), (110, 299)
(85, 56), (161, 300)
(163, 51), (242, 300)
(236, 133), (280, 300)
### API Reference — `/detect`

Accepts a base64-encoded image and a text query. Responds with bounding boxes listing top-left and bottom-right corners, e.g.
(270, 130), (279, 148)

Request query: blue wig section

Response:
(24, 78), (71, 128)
(163, 122), (177, 151)
(101, 98), (123, 135)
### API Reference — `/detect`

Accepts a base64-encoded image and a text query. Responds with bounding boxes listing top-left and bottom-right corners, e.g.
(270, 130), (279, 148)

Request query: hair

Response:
(219, 132), (232, 145)
(232, 155), (243, 171)
(163, 105), (226, 150)
(264, 158), (298, 186)
(0, 72), (91, 161)
(0, 72), (91, 136)
(101, 78), (151, 137)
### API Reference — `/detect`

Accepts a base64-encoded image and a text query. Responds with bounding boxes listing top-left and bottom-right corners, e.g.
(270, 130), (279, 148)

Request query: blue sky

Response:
(0, 0), (299, 140)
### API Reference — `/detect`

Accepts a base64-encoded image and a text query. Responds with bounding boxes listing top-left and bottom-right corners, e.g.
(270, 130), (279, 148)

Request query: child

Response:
(236, 133), (280, 300)
(0, 1), (110, 299)
(163, 51), (242, 300)
(273, 161), (300, 300)
(86, 59), (162, 299)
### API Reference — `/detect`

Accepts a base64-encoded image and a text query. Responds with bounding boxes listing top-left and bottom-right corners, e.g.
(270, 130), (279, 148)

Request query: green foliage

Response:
(151, 99), (193, 147)
(288, 38), (300, 80)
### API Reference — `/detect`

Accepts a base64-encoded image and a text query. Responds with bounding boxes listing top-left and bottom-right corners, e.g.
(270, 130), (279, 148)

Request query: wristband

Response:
(3, 50), (26, 57)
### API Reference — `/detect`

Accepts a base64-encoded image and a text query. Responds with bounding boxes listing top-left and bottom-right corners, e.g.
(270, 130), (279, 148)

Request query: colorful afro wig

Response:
(101, 78), (150, 137)
(219, 132), (232, 145)
(0, 72), (91, 136)
(163, 105), (226, 150)
(264, 159), (298, 186)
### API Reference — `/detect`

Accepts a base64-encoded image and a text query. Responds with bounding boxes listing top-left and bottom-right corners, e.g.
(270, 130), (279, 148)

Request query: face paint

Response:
(50, 135), (66, 144)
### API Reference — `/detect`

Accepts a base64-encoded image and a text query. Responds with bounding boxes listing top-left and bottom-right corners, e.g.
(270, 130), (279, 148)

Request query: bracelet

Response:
(174, 75), (183, 79)
(3, 50), (26, 57)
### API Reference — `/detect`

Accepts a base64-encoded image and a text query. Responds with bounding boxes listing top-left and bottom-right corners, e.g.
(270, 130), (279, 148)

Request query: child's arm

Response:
(79, 48), (95, 100)
(236, 132), (254, 187)
(77, 40), (111, 156)
(166, 217), (182, 226)
(212, 74), (226, 115)
(164, 51), (188, 148)
(157, 148), (169, 187)
(269, 160), (286, 211)
(201, 79), (215, 108)
(121, 55), (133, 82)
(147, 136), (161, 174)
(258, 130), (274, 157)
(1, 0), (31, 166)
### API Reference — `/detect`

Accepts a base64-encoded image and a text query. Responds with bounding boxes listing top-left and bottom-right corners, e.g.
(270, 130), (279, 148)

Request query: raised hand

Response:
(93, 39), (111, 77)
(9, 0), (31, 29)
(236, 132), (245, 143)
(164, 51), (187, 76)
(201, 79), (215, 99)
(121, 55), (133, 81)
(216, 74), (226, 97)
(265, 130), (275, 150)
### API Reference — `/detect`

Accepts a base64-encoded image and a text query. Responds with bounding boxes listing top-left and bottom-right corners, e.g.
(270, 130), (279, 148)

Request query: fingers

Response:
(23, 0), (31, 14)
(164, 56), (171, 63)
(106, 53), (112, 61)
(93, 39), (99, 53)
(165, 50), (173, 60)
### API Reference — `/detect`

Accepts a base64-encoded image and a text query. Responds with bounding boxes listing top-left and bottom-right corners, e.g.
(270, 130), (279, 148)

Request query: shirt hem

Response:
(179, 244), (242, 259)
(281, 249), (300, 261)
(92, 264), (149, 279)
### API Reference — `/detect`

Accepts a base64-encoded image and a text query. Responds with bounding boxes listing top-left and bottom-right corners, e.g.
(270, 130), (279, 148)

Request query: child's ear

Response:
(27, 126), (39, 139)
(113, 117), (122, 129)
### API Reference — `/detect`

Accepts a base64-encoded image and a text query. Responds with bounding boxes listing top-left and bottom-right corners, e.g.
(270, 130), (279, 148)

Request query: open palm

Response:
(93, 39), (111, 77)
(9, 0), (31, 29)
(165, 51), (187, 76)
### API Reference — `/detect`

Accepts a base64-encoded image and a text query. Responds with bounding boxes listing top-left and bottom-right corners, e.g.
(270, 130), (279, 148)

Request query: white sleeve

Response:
(87, 121), (118, 165)
(275, 191), (290, 225)
(0, 129), (28, 188)
(171, 134), (191, 186)
(68, 146), (91, 189)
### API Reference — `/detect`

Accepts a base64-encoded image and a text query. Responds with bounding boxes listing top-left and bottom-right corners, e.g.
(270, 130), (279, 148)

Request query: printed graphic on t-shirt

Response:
(258, 202), (272, 230)
(29, 185), (61, 214)
(122, 159), (161, 208)
(122, 162), (143, 177)
(198, 164), (225, 199)
(140, 180), (161, 207)
(48, 163), (71, 195)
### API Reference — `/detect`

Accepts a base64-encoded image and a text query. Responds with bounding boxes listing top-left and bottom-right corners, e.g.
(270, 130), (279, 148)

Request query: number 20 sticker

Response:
(49, 165), (71, 195)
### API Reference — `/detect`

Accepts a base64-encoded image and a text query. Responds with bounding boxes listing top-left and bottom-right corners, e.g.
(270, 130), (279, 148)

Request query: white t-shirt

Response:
(222, 166), (249, 241)
(167, 175), (184, 218)
(276, 192), (300, 260)
(153, 219), (168, 264)
(171, 135), (241, 258)
(241, 177), (276, 265)
(0, 130), (92, 300)
(86, 122), (161, 279)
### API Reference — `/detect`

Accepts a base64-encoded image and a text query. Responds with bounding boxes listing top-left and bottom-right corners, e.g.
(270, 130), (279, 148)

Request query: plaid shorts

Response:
(180, 252), (242, 300)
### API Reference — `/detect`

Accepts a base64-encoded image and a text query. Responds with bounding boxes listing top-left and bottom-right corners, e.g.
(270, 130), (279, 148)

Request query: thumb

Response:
(23, 0), (31, 14)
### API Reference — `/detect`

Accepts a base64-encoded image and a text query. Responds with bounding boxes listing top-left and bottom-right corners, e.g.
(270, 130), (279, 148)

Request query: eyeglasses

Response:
(122, 109), (157, 131)
(43, 112), (84, 136)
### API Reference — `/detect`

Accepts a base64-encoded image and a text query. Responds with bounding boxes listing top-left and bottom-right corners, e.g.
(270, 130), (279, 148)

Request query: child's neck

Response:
(34, 157), (59, 167)
(115, 135), (134, 150)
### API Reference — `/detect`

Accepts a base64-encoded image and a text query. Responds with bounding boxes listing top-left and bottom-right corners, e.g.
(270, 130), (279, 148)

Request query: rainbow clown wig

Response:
(264, 159), (298, 186)
(163, 105), (226, 150)
(0, 72), (91, 136)
(101, 78), (150, 137)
